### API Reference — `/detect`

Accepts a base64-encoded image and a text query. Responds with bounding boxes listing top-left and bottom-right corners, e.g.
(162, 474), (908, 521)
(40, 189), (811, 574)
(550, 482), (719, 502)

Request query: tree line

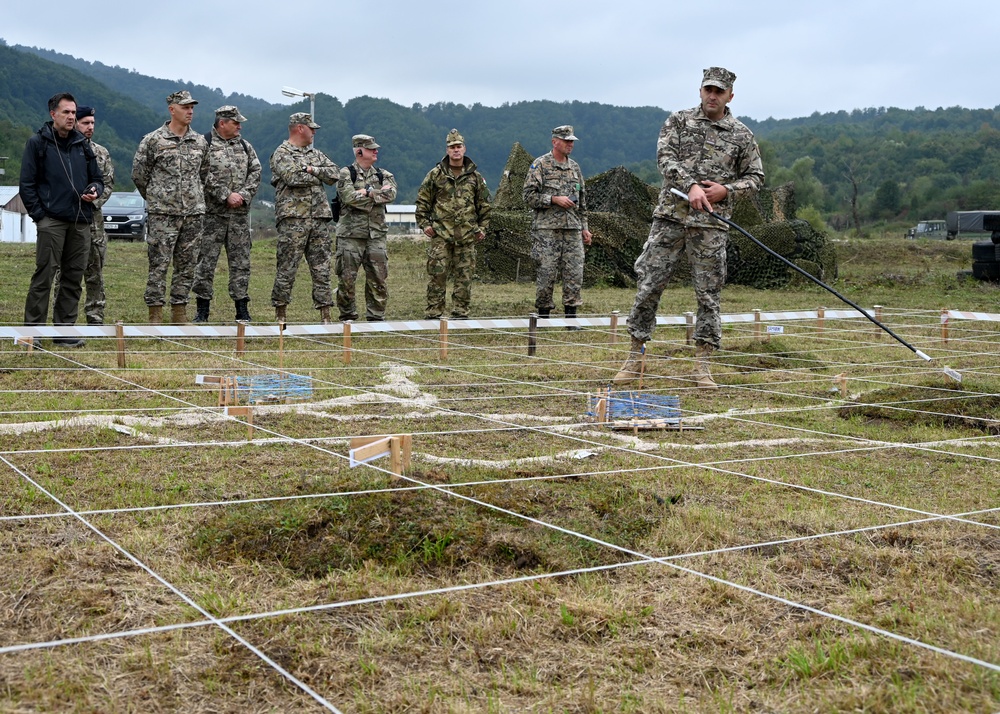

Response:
(3, 40), (999, 231)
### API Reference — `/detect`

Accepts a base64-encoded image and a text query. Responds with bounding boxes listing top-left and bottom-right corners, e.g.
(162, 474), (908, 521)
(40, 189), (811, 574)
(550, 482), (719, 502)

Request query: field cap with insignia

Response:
(551, 125), (579, 141)
(167, 90), (198, 106)
(215, 105), (247, 122)
(289, 112), (320, 128)
(701, 67), (736, 90)
(76, 106), (95, 120)
(352, 134), (380, 149)
(446, 129), (464, 146)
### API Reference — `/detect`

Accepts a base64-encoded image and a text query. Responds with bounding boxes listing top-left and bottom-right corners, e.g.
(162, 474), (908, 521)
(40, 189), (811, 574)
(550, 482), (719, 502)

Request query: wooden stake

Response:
(439, 318), (449, 361)
(528, 313), (538, 357)
(343, 321), (352, 364)
(817, 306), (825, 335)
(14, 336), (34, 352)
(236, 320), (246, 356)
(278, 320), (286, 370)
(941, 308), (949, 344)
(753, 309), (762, 341)
(115, 321), (126, 367)
(226, 405), (254, 440)
(837, 373), (848, 399)
(610, 310), (619, 346)
(684, 311), (694, 345)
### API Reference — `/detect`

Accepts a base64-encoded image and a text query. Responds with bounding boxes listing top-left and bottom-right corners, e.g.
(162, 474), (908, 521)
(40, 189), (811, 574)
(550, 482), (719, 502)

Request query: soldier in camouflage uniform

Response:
(335, 134), (397, 321)
(132, 90), (209, 324)
(52, 105), (114, 325)
(522, 125), (592, 326)
(269, 113), (339, 323)
(416, 129), (492, 319)
(615, 67), (764, 389)
(192, 105), (262, 323)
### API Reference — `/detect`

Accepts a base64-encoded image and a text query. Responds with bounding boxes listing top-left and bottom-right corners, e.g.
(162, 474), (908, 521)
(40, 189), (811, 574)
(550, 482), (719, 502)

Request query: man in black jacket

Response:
(19, 92), (104, 346)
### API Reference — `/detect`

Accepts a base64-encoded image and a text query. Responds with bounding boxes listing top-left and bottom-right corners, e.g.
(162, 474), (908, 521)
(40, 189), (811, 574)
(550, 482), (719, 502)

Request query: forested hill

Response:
(3, 39), (1000, 228)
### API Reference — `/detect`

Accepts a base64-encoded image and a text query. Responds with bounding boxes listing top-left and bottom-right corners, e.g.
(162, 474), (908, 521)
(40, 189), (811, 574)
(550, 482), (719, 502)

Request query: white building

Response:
(386, 204), (418, 232)
(0, 187), (37, 244)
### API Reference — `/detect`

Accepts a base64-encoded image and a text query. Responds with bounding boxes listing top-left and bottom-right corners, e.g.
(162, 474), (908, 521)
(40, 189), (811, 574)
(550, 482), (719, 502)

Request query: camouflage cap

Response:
(289, 112), (320, 129)
(167, 90), (198, 106)
(701, 67), (736, 90)
(215, 105), (247, 122)
(446, 128), (464, 146)
(551, 125), (579, 141)
(352, 134), (380, 149)
(76, 106), (95, 120)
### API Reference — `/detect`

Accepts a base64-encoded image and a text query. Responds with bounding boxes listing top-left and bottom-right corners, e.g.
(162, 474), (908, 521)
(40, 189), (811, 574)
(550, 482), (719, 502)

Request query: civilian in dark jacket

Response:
(19, 92), (104, 345)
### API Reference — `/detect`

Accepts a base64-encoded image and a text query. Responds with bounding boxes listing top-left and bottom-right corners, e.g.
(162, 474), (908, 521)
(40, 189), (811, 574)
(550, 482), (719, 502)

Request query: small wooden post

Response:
(940, 308), (949, 344)
(838, 373), (848, 399)
(343, 321), (352, 364)
(753, 309), (762, 341)
(817, 306), (826, 335)
(14, 336), (34, 352)
(439, 318), (449, 361)
(874, 305), (884, 340)
(115, 321), (126, 367)
(227, 405), (254, 440)
(278, 320), (286, 371)
(528, 313), (538, 357)
(637, 344), (647, 391)
(684, 311), (695, 345)
(236, 321), (246, 356)
(610, 310), (619, 346)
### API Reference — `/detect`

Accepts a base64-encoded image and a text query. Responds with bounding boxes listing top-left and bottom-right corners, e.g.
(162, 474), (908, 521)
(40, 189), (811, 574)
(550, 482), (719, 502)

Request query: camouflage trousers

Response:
(627, 219), (727, 348)
(271, 217), (333, 309)
(530, 228), (584, 313)
(193, 213), (252, 302)
(335, 237), (388, 321)
(425, 236), (476, 319)
(52, 218), (106, 324)
(144, 213), (203, 306)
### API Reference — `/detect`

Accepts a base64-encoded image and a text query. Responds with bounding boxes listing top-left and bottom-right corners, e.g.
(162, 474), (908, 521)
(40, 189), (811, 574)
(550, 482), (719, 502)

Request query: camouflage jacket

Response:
(204, 128), (262, 216)
(269, 140), (339, 222)
(335, 161), (397, 240)
(654, 105), (764, 228)
(415, 156), (492, 243)
(131, 123), (208, 215)
(522, 151), (588, 231)
(91, 140), (114, 218)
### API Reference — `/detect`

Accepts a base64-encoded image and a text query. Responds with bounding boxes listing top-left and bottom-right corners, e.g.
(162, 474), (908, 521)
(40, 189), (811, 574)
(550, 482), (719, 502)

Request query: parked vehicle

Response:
(945, 210), (1000, 240)
(904, 219), (947, 239)
(103, 192), (147, 241)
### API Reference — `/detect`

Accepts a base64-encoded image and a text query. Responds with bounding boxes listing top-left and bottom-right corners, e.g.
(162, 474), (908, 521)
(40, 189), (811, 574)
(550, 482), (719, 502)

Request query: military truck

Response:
(945, 210), (1000, 239)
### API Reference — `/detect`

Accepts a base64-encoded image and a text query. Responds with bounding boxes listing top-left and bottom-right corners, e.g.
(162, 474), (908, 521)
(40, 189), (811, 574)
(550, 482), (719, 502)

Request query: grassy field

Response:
(1, 233), (999, 712)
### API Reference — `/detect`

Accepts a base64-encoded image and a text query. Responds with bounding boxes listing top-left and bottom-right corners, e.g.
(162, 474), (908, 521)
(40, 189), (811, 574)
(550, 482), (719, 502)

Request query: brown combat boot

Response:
(148, 305), (162, 325)
(693, 342), (719, 389)
(319, 306), (332, 324)
(170, 304), (188, 325)
(613, 336), (646, 385)
(275, 305), (287, 322)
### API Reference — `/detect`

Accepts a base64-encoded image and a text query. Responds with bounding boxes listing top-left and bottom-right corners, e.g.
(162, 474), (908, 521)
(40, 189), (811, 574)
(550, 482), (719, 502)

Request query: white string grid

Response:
(1, 307), (999, 710)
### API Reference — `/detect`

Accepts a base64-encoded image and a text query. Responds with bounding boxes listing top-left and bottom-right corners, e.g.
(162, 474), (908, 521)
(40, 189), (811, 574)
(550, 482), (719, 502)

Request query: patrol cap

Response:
(215, 105), (247, 122)
(446, 128), (464, 146)
(167, 90), (198, 106)
(701, 67), (736, 90)
(352, 134), (380, 149)
(76, 106), (95, 120)
(551, 125), (578, 141)
(289, 112), (320, 128)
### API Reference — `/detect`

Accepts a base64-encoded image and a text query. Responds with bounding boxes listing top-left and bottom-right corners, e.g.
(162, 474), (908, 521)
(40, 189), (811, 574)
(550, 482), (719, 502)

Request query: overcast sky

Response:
(4, 0), (996, 121)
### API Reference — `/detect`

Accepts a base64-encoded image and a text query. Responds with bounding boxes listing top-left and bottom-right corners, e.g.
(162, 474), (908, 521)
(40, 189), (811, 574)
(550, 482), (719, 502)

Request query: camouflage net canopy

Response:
(479, 143), (837, 290)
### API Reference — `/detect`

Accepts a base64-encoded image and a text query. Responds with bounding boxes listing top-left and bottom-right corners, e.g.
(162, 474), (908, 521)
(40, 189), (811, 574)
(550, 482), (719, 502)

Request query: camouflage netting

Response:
(479, 144), (837, 290)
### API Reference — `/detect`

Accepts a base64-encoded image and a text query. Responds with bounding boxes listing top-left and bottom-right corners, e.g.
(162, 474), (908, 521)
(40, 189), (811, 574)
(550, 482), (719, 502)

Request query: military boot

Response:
(148, 305), (162, 325)
(693, 342), (719, 389)
(613, 336), (646, 385)
(234, 298), (251, 322)
(193, 298), (211, 323)
(275, 305), (287, 322)
(564, 305), (582, 331)
(319, 306), (332, 324)
(170, 304), (188, 325)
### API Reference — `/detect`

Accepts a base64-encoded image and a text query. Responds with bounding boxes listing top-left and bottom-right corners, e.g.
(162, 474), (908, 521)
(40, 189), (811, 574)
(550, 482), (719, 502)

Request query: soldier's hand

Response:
(551, 195), (575, 209)
(582, 229), (593, 247)
(424, 227), (436, 238)
(475, 231), (485, 242)
(227, 193), (244, 208)
(688, 183), (713, 213)
(700, 180), (728, 204)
